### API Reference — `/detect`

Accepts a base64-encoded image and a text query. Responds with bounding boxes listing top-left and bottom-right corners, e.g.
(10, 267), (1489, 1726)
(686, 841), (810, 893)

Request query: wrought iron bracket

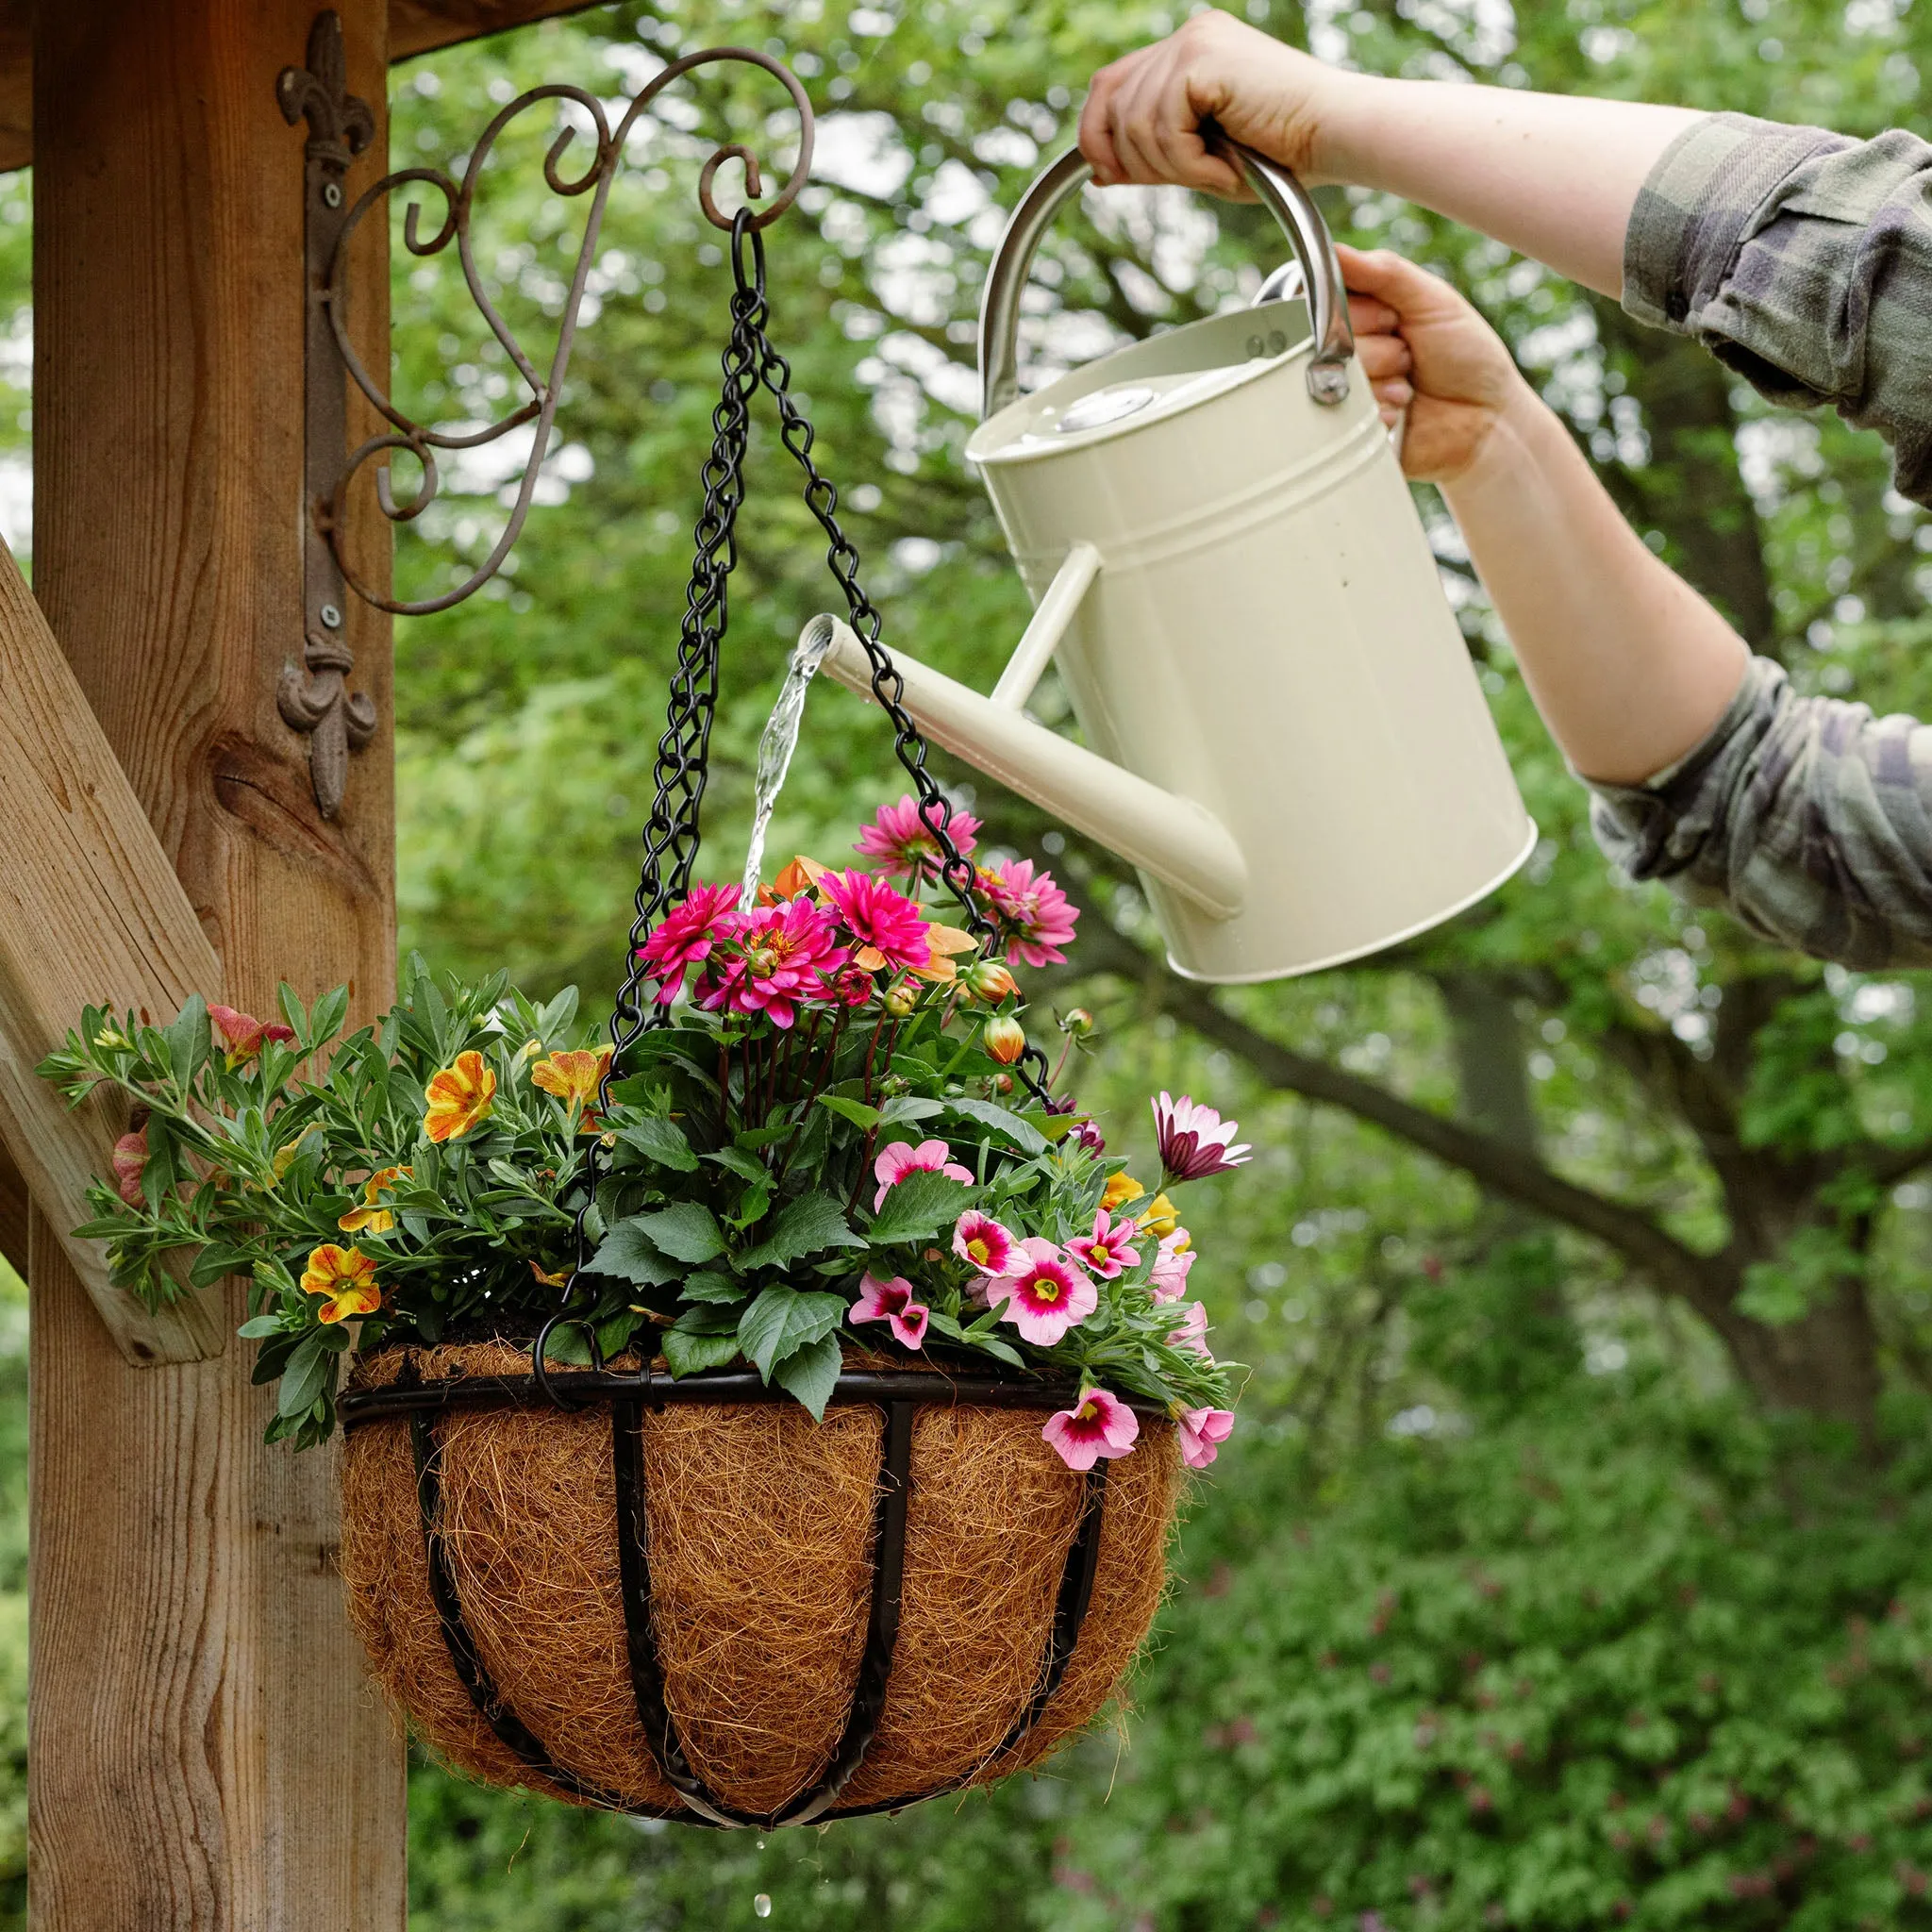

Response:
(276, 12), (813, 820)
(278, 10), (378, 821)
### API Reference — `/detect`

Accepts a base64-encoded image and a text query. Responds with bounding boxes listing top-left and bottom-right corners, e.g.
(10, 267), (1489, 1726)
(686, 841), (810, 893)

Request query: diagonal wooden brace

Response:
(0, 535), (226, 1362)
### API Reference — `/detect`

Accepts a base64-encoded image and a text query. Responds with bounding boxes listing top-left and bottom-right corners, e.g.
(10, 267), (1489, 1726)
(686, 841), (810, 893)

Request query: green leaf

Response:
(616, 1117), (698, 1173)
(310, 984), (351, 1049)
(878, 1095), (945, 1128)
(236, 1314), (285, 1340)
(940, 1096), (1048, 1157)
(679, 1271), (745, 1306)
(737, 1191), (869, 1272)
(1021, 1108), (1078, 1144)
(816, 1094), (882, 1132)
(632, 1201), (727, 1264)
(705, 1146), (770, 1185)
(737, 1286), (849, 1381)
(867, 1170), (977, 1246)
(165, 993), (209, 1088)
(663, 1324), (743, 1376)
(728, 1180), (773, 1231)
(275, 1334), (332, 1418)
(734, 1124), (792, 1150)
(585, 1221), (684, 1287)
(774, 1333), (843, 1420)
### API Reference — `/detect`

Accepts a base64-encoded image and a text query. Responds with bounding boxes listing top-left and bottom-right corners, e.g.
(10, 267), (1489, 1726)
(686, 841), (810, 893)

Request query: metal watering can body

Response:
(822, 143), (1534, 983)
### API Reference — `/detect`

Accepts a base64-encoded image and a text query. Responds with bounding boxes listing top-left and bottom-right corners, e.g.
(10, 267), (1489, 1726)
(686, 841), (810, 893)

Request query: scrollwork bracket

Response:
(276, 12), (814, 821)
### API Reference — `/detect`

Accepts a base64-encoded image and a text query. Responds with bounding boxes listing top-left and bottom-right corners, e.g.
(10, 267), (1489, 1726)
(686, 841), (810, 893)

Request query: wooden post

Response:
(28, 0), (406, 1924)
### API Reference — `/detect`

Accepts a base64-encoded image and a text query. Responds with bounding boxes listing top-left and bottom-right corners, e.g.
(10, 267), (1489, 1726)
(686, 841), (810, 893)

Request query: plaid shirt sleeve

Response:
(1624, 110), (1932, 507)
(1588, 657), (1932, 968)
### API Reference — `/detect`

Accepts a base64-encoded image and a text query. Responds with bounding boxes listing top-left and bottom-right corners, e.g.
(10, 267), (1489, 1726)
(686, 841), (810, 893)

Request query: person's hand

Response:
(1078, 10), (1359, 196)
(1336, 244), (1530, 487)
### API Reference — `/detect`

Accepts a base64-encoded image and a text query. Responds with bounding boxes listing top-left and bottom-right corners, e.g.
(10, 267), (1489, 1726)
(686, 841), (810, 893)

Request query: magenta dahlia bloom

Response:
(873, 1139), (974, 1210)
(978, 857), (1078, 969)
(694, 898), (848, 1031)
(1176, 1405), (1235, 1471)
(635, 881), (742, 1003)
(821, 868), (934, 975)
(1041, 1386), (1140, 1472)
(986, 1237), (1096, 1345)
(1067, 1206), (1141, 1281)
(850, 1271), (930, 1350)
(855, 794), (981, 884)
(1152, 1091), (1252, 1183)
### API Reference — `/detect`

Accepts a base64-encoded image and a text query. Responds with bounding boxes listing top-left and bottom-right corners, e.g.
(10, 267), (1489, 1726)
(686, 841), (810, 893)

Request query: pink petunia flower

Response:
(111, 1124), (148, 1207)
(1176, 1406), (1236, 1470)
(1149, 1229), (1196, 1304)
(978, 857), (1079, 969)
(855, 794), (981, 884)
(874, 1139), (974, 1210)
(952, 1209), (1017, 1277)
(1041, 1386), (1141, 1472)
(694, 898), (849, 1032)
(208, 1003), (297, 1067)
(985, 1237), (1097, 1345)
(1067, 1206), (1141, 1280)
(637, 882), (743, 1003)
(1152, 1091), (1253, 1184)
(820, 868), (935, 976)
(1168, 1301), (1212, 1358)
(851, 1271), (930, 1350)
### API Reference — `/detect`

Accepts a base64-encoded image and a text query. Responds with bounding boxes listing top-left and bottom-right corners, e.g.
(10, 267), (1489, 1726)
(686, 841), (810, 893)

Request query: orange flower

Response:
(531, 1046), (613, 1123)
(983, 1015), (1026, 1065)
(299, 1243), (381, 1324)
(767, 854), (833, 902)
(208, 1002), (297, 1068)
(1100, 1172), (1146, 1215)
(1139, 1192), (1181, 1241)
(338, 1165), (411, 1235)
(423, 1050), (496, 1142)
(912, 922), (978, 985)
(529, 1260), (571, 1289)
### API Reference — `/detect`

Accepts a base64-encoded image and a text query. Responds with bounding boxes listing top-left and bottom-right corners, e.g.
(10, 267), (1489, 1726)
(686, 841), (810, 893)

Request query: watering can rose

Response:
(39, 806), (1241, 1457)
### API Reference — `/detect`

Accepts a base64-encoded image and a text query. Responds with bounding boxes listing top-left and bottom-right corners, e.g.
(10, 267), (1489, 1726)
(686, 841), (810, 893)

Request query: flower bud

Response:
(1060, 1007), (1095, 1037)
(983, 1015), (1026, 1065)
(884, 981), (920, 1019)
(965, 960), (1021, 1003)
(993, 1073), (1015, 1094)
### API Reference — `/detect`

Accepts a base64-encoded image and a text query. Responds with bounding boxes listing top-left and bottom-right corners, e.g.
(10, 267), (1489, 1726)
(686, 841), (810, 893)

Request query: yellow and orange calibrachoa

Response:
(531, 1045), (613, 1121)
(299, 1243), (381, 1324)
(1100, 1172), (1147, 1213)
(423, 1050), (496, 1142)
(338, 1164), (411, 1235)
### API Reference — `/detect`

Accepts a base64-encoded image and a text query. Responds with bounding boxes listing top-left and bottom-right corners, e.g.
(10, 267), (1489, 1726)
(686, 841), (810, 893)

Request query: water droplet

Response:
(753, 1895), (773, 1919)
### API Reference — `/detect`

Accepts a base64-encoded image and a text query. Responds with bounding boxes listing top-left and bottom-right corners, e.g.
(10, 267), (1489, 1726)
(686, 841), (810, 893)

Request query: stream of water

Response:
(739, 616), (837, 911)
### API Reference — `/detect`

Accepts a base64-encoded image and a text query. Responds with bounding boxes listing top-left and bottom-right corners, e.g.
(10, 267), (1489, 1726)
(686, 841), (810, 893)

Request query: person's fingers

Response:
(1345, 293), (1402, 339)
(1334, 243), (1461, 321)
(1356, 335), (1411, 383)
(1373, 377), (1414, 415)
(1108, 62), (1176, 184)
(1078, 58), (1135, 184)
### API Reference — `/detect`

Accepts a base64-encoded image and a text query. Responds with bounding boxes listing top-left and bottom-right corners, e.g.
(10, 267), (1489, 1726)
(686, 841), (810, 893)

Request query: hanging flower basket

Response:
(338, 1341), (1179, 1823)
(38, 204), (1249, 1826)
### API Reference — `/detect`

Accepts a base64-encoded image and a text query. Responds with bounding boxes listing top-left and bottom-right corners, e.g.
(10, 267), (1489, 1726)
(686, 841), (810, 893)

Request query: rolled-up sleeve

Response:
(1624, 111), (1932, 507)
(1589, 657), (1932, 969)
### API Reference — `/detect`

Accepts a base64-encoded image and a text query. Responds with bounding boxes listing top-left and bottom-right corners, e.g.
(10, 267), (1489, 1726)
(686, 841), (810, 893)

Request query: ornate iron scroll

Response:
(276, 12), (814, 817)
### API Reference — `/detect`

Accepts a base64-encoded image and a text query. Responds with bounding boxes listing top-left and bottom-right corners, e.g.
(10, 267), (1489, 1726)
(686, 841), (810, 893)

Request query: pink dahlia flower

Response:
(978, 857), (1078, 969)
(695, 897), (847, 1031)
(855, 794), (981, 883)
(1041, 1386), (1140, 1472)
(1152, 1091), (1253, 1184)
(1168, 1300), (1211, 1358)
(952, 1209), (1017, 1277)
(986, 1237), (1096, 1345)
(822, 868), (934, 975)
(637, 882), (742, 1003)
(874, 1139), (974, 1210)
(1149, 1229), (1196, 1304)
(851, 1271), (930, 1350)
(1067, 1206), (1141, 1281)
(1177, 1406), (1236, 1471)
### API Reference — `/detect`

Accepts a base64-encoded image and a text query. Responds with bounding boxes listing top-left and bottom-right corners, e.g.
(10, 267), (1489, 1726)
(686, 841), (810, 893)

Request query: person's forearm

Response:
(1312, 78), (1702, 296)
(1441, 388), (1750, 785)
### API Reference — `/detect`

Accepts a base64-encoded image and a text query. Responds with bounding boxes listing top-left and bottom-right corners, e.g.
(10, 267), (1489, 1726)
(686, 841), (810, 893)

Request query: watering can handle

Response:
(977, 134), (1355, 419)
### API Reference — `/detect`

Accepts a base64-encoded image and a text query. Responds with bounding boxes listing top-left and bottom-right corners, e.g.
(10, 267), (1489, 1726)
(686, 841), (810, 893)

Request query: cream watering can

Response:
(819, 140), (1535, 983)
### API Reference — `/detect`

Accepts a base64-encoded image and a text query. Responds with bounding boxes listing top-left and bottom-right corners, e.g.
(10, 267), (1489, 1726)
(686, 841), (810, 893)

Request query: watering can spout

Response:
(811, 614), (1250, 923)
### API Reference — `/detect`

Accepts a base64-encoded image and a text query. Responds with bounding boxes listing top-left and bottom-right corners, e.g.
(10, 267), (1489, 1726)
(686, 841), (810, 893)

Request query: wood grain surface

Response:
(28, 2), (407, 1924)
(0, 533), (227, 1360)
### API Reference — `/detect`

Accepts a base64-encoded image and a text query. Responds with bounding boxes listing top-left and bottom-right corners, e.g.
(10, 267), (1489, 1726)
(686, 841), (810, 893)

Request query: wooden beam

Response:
(29, 1), (406, 1924)
(0, 0), (607, 175)
(0, 1146), (25, 1280)
(0, 533), (227, 1361)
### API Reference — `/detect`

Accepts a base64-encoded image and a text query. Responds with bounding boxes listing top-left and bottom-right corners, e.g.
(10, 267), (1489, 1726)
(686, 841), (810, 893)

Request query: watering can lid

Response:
(965, 299), (1314, 467)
